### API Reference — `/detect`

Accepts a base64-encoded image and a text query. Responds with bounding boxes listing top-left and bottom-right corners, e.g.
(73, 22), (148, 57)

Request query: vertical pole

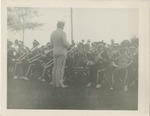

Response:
(22, 8), (25, 43)
(22, 27), (25, 42)
(70, 8), (73, 45)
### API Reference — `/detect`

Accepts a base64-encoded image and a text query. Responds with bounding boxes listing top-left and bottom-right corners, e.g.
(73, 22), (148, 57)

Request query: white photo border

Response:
(1, 1), (150, 116)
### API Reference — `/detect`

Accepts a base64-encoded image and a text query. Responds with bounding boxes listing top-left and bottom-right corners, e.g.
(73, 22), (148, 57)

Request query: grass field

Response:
(7, 77), (138, 110)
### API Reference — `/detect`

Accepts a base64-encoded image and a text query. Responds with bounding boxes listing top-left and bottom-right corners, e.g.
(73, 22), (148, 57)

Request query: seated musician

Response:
(64, 49), (75, 84)
(127, 45), (138, 88)
(7, 40), (13, 72)
(107, 43), (120, 90)
(96, 42), (110, 88)
(39, 48), (54, 82)
(21, 40), (40, 80)
(12, 40), (24, 79)
(112, 46), (132, 91)
(7, 41), (16, 76)
(33, 51), (47, 82)
(86, 42), (109, 88)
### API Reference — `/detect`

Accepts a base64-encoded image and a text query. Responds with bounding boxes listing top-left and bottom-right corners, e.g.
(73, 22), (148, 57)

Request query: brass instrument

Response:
(43, 46), (76, 69)
(67, 46), (76, 53)
(41, 59), (54, 77)
(44, 48), (53, 54)
(30, 44), (40, 51)
(44, 59), (54, 68)
(28, 53), (42, 63)
(16, 44), (40, 62)
(28, 47), (53, 64)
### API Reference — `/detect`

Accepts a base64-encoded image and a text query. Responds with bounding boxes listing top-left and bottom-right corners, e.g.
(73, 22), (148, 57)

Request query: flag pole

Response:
(70, 8), (73, 45)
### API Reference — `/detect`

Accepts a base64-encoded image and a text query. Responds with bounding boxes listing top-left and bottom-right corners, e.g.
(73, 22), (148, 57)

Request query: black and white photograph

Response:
(1, 1), (150, 116)
(7, 7), (139, 110)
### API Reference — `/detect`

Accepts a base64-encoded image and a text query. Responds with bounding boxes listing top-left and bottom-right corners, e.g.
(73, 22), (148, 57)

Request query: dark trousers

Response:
(22, 62), (30, 76)
(88, 64), (97, 85)
(13, 62), (23, 76)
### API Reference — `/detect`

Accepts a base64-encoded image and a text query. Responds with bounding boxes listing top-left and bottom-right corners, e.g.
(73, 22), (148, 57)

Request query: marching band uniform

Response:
(126, 46), (138, 87)
(111, 46), (132, 91)
(86, 42), (109, 88)
(96, 44), (110, 88)
(108, 45), (120, 90)
(7, 40), (15, 75)
(37, 52), (52, 82)
(12, 40), (24, 79)
(20, 40), (40, 80)
(7, 37), (138, 91)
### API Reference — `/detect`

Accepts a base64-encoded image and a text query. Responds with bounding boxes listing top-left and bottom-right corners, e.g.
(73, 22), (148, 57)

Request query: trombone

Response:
(44, 59), (54, 68)
(43, 46), (76, 69)
(28, 48), (53, 63)
(16, 44), (40, 62)
(41, 46), (76, 78)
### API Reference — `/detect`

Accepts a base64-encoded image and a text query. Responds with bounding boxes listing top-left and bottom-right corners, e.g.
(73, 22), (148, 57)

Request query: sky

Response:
(7, 8), (139, 48)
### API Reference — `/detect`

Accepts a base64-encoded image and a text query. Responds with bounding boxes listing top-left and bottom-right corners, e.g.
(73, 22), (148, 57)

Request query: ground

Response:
(7, 77), (138, 110)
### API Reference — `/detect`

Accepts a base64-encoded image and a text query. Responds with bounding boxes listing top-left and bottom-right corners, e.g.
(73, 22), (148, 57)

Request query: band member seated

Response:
(127, 45), (138, 88)
(96, 42), (110, 88)
(107, 43), (120, 90)
(111, 46), (132, 91)
(86, 42), (109, 88)
(12, 39), (24, 79)
(33, 51), (47, 82)
(7, 36), (138, 91)
(20, 40), (40, 80)
(39, 49), (54, 82)
(7, 40), (15, 76)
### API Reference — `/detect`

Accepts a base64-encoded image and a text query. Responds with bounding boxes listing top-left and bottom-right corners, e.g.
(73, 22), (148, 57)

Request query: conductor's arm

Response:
(62, 32), (70, 49)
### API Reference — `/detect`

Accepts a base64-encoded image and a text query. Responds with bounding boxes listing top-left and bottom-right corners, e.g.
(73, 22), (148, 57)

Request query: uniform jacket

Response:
(50, 28), (70, 57)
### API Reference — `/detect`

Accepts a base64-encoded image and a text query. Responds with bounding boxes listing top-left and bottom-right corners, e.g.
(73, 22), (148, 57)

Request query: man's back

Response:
(51, 29), (70, 49)
(50, 28), (70, 56)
